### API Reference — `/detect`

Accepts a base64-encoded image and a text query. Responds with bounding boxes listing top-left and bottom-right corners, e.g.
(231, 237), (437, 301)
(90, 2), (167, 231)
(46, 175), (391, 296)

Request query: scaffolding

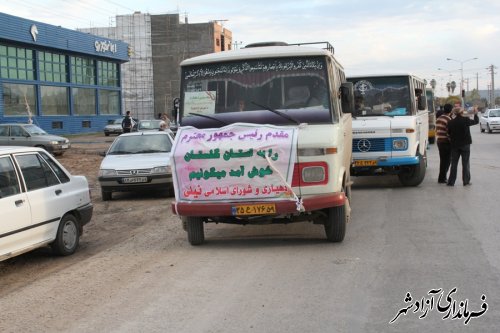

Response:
(80, 12), (154, 120)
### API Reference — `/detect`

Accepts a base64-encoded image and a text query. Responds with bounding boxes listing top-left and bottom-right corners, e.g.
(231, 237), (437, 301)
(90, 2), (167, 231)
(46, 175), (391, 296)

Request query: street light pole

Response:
(446, 57), (478, 107)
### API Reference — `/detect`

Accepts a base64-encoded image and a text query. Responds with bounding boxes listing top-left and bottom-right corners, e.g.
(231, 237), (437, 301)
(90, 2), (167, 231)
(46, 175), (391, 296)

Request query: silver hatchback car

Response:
(0, 123), (70, 156)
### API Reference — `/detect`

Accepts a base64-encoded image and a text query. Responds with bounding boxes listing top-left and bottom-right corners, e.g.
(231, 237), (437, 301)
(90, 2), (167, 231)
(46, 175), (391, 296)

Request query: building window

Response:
(39, 51), (68, 83)
(216, 38), (220, 47)
(71, 56), (96, 85)
(40, 86), (69, 115)
(2, 83), (36, 117)
(72, 87), (96, 115)
(99, 89), (120, 115)
(98, 61), (119, 87)
(0, 45), (35, 80)
(82, 120), (91, 128)
(52, 121), (63, 129)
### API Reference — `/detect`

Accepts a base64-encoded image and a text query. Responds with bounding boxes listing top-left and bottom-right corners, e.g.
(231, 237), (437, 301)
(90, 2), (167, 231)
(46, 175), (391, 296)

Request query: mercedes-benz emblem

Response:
(357, 139), (371, 152)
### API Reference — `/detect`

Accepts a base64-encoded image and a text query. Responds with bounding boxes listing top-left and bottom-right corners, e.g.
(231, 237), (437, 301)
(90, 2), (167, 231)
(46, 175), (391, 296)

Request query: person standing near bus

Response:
(447, 106), (479, 186)
(435, 103), (453, 184)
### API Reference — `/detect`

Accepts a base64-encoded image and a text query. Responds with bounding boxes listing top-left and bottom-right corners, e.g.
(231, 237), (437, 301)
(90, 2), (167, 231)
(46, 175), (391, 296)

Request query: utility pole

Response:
(487, 65), (497, 107)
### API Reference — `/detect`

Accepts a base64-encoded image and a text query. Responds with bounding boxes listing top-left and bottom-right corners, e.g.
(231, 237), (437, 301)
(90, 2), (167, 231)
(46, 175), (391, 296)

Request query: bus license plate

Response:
(354, 160), (377, 167)
(232, 204), (276, 216)
(122, 177), (148, 183)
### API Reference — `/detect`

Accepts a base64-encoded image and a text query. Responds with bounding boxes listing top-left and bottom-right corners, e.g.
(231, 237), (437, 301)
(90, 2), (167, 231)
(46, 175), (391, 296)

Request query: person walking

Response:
(435, 103), (453, 183)
(446, 106), (479, 186)
(121, 111), (135, 133)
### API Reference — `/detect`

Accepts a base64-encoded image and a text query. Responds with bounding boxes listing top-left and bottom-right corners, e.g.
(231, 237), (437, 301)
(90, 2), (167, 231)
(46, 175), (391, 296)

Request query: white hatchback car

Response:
(480, 108), (500, 133)
(98, 131), (174, 201)
(0, 147), (93, 261)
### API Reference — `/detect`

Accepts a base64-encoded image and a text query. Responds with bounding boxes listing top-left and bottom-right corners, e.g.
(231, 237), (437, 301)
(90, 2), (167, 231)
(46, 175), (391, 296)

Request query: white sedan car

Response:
(480, 108), (500, 133)
(98, 131), (174, 201)
(0, 147), (93, 261)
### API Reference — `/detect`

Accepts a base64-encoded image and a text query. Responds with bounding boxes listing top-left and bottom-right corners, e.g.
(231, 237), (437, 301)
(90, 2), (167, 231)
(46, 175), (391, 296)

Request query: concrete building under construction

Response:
(80, 12), (232, 121)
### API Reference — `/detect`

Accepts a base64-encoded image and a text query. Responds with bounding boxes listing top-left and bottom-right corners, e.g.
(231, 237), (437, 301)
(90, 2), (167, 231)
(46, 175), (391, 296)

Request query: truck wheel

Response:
(186, 217), (204, 245)
(51, 214), (80, 256)
(398, 152), (426, 186)
(101, 188), (112, 201)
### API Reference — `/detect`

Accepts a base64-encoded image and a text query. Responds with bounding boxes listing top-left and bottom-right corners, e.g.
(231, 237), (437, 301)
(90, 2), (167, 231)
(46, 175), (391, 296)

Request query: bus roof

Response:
(347, 73), (425, 81)
(180, 44), (341, 68)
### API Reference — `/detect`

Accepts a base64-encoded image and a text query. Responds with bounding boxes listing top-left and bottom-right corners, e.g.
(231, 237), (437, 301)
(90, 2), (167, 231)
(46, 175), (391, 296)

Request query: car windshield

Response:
(23, 125), (48, 135)
(113, 119), (122, 125)
(348, 76), (412, 117)
(489, 110), (500, 117)
(181, 56), (334, 123)
(138, 120), (162, 130)
(108, 134), (172, 155)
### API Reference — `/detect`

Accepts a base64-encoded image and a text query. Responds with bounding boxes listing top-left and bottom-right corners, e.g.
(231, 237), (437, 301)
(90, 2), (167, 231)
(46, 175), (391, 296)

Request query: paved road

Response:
(1, 129), (499, 333)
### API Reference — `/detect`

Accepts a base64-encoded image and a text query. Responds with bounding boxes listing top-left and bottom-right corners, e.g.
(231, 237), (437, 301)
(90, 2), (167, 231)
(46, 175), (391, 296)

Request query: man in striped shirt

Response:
(435, 103), (453, 183)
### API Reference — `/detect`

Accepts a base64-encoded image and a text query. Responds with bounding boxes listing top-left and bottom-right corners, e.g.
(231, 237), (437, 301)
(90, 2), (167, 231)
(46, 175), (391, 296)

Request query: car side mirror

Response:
(99, 151), (106, 157)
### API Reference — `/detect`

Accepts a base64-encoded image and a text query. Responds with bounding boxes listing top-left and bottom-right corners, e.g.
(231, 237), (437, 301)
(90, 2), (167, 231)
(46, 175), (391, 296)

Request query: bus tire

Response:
(324, 204), (346, 243)
(398, 152), (426, 186)
(186, 217), (204, 245)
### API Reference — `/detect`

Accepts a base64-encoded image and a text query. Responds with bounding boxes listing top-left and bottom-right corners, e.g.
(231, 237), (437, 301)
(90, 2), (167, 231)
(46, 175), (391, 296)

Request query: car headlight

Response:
(393, 138), (408, 150)
(152, 166), (171, 174)
(99, 169), (117, 177)
(49, 140), (59, 145)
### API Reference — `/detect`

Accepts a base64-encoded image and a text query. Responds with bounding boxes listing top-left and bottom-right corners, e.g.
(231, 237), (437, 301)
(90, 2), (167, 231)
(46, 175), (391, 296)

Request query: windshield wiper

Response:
(250, 101), (301, 125)
(108, 150), (133, 155)
(188, 113), (228, 126)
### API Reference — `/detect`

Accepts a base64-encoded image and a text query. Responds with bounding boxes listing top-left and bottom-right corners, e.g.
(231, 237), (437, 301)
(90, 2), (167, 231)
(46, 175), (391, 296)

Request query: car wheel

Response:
(487, 124), (492, 133)
(105, 133), (110, 136)
(51, 214), (80, 256)
(480, 124), (485, 133)
(101, 188), (112, 201)
(186, 217), (204, 245)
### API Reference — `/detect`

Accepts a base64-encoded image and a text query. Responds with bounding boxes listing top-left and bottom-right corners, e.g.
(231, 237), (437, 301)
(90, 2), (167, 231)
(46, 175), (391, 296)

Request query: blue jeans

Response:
(448, 145), (471, 185)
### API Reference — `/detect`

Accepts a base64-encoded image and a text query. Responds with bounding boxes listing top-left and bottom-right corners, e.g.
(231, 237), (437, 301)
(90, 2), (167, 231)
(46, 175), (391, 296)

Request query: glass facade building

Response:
(0, 12), (129, 134)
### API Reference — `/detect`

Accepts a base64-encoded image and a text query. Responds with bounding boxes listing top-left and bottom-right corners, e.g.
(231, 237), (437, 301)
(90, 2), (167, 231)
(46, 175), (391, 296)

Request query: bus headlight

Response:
(392, 138), (408, 151)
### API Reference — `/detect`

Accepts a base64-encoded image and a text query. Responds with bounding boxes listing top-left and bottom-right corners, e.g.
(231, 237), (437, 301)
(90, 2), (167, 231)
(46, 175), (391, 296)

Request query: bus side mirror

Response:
(418, 95), (426, 110)
(340, 82), (354, 114)
(172, 97), (180, 122)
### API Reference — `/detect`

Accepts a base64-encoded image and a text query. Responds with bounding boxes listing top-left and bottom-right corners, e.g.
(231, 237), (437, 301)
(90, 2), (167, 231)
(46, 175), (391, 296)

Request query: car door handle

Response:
(55, 189), (62, 195)
(15, 199), (24, 206)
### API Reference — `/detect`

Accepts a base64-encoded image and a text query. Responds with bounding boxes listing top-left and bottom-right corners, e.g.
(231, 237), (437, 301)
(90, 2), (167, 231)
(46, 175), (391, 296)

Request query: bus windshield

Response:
(348, 76), (412, 117)
(181, 56), (333, 123)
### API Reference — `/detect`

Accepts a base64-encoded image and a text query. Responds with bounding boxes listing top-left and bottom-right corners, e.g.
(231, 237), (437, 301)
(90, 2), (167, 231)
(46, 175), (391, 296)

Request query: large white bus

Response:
(347, 74), (428, 186)
(170, 42), (354, 244)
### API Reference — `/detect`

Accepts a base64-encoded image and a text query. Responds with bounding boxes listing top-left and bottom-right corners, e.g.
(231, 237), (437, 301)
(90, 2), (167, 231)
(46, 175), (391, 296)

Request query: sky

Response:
(1, 0), (499, 97)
